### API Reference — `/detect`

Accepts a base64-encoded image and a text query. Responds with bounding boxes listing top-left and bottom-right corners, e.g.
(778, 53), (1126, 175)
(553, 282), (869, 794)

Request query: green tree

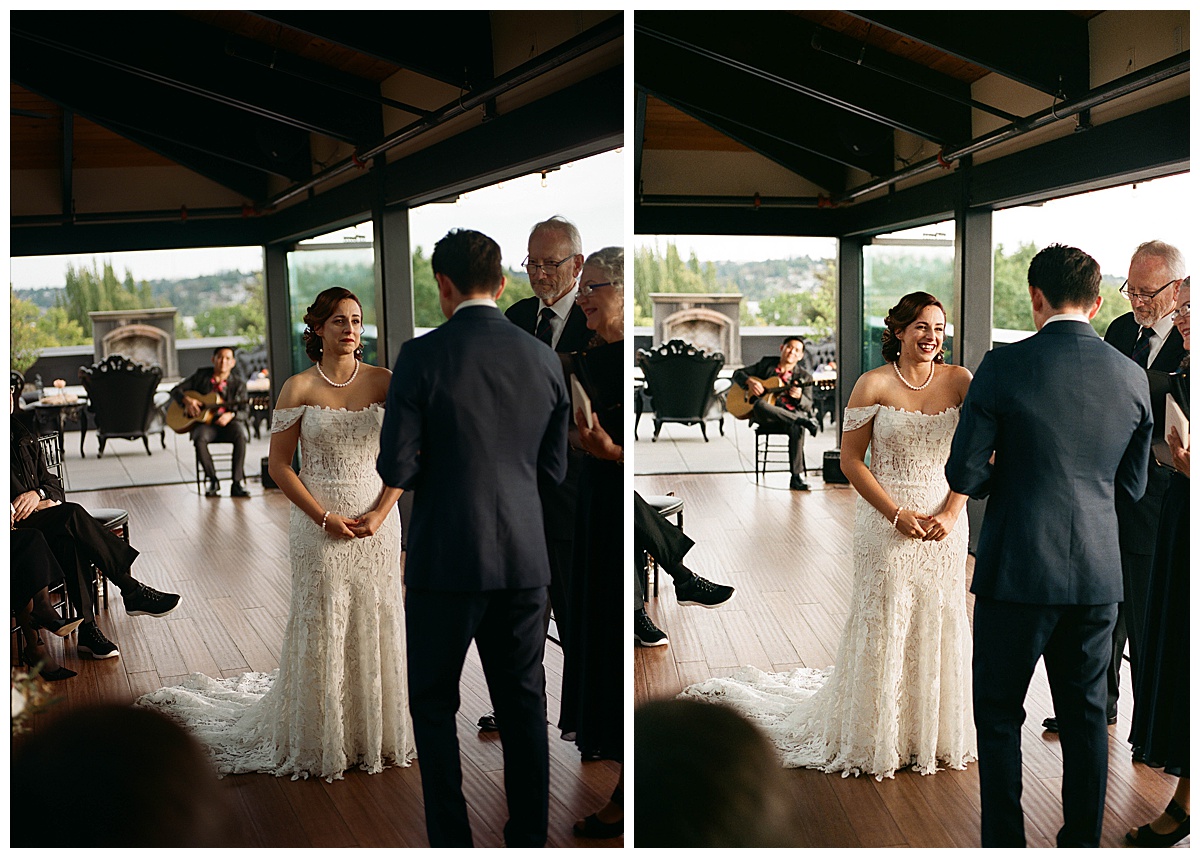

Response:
(10, 291), (88, 372)
(57, 259), (164, 337)
(992, 241), (1039, 331)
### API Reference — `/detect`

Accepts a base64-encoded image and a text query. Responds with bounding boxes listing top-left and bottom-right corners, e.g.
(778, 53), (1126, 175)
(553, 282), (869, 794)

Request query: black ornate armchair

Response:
(78, 355), (168, 457)
(636, 339), (726, 442)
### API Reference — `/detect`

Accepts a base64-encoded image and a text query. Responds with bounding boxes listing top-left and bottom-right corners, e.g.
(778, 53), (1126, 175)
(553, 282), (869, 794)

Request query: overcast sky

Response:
(635, 171), (1193, 280)
(9, 149), (624, 290)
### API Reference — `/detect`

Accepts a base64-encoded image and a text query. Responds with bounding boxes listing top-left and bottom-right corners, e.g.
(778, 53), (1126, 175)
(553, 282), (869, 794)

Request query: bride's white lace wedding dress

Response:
(137, 404), (415, 781)
(681, 404), (976, 780)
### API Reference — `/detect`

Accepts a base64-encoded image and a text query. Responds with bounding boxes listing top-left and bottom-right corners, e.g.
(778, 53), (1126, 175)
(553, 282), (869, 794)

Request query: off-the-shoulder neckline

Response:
(847, 403), (961, 418)
(274, 402), (384, 415)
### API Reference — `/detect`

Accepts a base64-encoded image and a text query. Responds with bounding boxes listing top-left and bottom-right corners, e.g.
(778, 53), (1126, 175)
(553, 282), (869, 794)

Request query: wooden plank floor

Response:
(635, 472), (1184, 848)
(33, 483), (620, 848)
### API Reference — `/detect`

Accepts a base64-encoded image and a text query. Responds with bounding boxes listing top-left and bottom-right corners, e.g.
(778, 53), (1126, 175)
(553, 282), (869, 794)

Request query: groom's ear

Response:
(493, 275), (506, 302)
(435, 272), (454, 299)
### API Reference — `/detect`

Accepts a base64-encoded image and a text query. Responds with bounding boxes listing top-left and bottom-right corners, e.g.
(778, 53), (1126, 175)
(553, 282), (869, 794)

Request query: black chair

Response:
(38, 434), (122, 611)
(639, 493), (685, 600)
(813, 377), (837, 433)
(754, 424), (800, 483)
(637, 340), (725, 442)
(194, 443), (237, 494)
(10, 371), (37, 434)
(79, 355), (168, 457)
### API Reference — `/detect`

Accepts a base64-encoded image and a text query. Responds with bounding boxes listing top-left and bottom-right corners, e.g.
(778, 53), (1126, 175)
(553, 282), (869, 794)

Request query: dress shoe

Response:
(573, 813), (623, 839)
(477, 711), (499, 733)
(21, 650), (77, 682)
(1042, 714), (1117, 734)
(801, 416), (820, 438)
(33, 613), (84, 638)
(205, 478), (220, 497)
(1126, 799), (1190, 847)
(230, 483), (251, 498)
(790, 474), (811, 491)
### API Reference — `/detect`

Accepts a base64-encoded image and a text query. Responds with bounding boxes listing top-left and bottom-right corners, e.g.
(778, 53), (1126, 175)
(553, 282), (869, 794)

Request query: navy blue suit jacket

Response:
(945, 320), (1152, 605)
(377, 304), (570, 592)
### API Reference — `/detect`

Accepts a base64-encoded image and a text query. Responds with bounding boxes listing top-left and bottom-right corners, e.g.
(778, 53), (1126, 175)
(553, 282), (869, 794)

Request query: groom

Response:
(378, 229), (570, 847)
(946, 244), (1152, 847)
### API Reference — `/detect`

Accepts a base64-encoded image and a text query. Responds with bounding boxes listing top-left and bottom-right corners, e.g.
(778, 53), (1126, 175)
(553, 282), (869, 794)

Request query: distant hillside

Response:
(15, 269), (259, 320)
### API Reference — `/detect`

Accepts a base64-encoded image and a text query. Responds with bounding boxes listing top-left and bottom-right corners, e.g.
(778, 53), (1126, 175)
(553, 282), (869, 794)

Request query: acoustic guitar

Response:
(726, 376), (785, 420)
(166, 391), (247, 433)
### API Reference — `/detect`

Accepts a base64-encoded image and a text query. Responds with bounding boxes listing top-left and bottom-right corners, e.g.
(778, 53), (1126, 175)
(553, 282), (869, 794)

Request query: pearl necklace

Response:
(317, 359), (359, 388)
(893, 360), (935, 391)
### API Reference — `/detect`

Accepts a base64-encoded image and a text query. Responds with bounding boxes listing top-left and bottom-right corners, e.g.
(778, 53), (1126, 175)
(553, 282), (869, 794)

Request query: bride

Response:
(681, 291), (976, 780)
(138, 287), (415, 781)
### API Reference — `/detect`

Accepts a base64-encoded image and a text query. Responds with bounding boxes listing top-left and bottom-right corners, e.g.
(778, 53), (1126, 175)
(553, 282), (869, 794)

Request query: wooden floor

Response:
(32, 482), (620, 848)
(635, 471), (1184, 848)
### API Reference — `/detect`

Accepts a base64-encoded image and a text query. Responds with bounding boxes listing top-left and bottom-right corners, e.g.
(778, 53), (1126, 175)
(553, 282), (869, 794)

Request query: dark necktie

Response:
(1131, 326), (1153, 368)
(535, 307), (555, 347)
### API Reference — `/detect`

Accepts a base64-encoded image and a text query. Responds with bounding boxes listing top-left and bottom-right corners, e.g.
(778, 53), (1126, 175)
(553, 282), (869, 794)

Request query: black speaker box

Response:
(823, 450), (848, 484)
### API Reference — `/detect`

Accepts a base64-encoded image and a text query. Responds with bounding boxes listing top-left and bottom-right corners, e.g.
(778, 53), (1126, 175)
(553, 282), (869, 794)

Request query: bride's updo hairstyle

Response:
(303, 287), (365, 363)
(881, 291), (947, 364)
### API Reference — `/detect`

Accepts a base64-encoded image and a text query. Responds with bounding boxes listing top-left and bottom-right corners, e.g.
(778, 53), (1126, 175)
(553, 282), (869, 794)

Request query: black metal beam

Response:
(61, 110), (73, 220)
(251, 11), (494, 90)
(12, 36), (306, 197)
(12, 12), (381, 146)
(261, 65), (624, 246)
(847, 11), (1090, 99)
(638, 41), (890, 191)
(634, 203), (849, 237)
(638, 12), (971, 146)
(967, 97), (1190, 209)
(11, 217), (271, 257)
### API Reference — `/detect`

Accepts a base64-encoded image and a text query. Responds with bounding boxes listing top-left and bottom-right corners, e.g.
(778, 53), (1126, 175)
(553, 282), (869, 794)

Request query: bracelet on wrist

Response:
(321, 510), (331, 531)
(892, 507), (903, 528)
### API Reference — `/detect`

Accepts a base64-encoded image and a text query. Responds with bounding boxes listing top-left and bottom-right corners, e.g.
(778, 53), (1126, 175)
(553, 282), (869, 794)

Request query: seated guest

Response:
(11, 397), (181, 660)
(171, 346), (250, 497)
(733, 337), (820, 491)
(635, 698), (801, 846)
(1127, 277), (1190, 848)
(12, 527), (83, 681)
(634, 490), (735, 647)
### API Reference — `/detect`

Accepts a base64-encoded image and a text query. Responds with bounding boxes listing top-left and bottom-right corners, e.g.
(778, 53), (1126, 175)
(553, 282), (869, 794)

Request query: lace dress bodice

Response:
(137, 403), (414, 781)
(680, 403), (975, 780)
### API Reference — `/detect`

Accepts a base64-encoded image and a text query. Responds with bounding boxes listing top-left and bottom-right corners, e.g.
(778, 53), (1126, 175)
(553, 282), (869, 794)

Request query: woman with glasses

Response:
(558, 246), (626, 840)
(1127, 276), (1190, 847)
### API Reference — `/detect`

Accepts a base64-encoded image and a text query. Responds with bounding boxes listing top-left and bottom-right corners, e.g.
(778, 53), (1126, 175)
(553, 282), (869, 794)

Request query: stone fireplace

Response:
(650, 293), (743, 366)
(89, 308), (179, 378)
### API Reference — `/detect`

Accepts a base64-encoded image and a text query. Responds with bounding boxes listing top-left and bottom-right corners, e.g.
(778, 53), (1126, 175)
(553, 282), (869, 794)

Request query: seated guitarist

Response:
(170, 346), (250, 498)
(732, 336), (819, 491)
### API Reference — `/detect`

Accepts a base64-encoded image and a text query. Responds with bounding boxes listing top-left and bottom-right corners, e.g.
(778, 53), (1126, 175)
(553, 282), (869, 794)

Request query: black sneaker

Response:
(674, 575), (735, 609)
(230, 483), (251, 498)
(205, 478), (220, 497)
(124, 583), (181, 618)
(77, 620), (120, 659)
(634, 612), (668, 647)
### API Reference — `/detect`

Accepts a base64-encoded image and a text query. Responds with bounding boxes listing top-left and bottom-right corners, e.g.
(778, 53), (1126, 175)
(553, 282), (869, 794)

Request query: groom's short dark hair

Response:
(1027, 244), (1101, 310)
(432, 229), (502, 296)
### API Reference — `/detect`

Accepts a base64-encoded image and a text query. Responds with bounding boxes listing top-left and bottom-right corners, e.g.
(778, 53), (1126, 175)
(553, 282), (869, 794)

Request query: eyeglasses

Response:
(576, 281), (614, 298)
(522, 255), (575, 275)
(1120, 279), (1178, 304)
(1171, 302), (1190, 321)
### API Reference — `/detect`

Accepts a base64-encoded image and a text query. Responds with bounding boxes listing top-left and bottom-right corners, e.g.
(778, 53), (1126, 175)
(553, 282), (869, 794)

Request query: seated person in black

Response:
(11, 398), (181, 660)
(12, 527), (84, 681)
(171, 346), (250, 497)
(633, 491), (736, 647)
(732, 336), (819, 491)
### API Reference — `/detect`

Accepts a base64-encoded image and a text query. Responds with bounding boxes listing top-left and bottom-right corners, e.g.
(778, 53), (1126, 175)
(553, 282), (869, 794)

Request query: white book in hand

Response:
(1165, 393), (1188, 450)
(570, 374), (593, 430)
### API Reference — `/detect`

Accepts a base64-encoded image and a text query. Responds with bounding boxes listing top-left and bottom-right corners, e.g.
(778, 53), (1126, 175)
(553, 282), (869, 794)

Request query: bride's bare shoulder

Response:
(847, 366), (890, 407)
(276, 368), (318, 409)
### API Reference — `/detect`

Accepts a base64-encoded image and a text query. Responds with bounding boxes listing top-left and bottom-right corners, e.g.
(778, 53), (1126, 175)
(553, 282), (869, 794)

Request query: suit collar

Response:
(1038, 318), (1098, 337)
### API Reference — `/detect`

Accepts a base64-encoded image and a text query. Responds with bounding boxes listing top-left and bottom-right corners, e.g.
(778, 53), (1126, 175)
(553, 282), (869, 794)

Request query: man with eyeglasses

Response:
(1040, 240), (1187, 748)
(477, 217), (593, 744)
